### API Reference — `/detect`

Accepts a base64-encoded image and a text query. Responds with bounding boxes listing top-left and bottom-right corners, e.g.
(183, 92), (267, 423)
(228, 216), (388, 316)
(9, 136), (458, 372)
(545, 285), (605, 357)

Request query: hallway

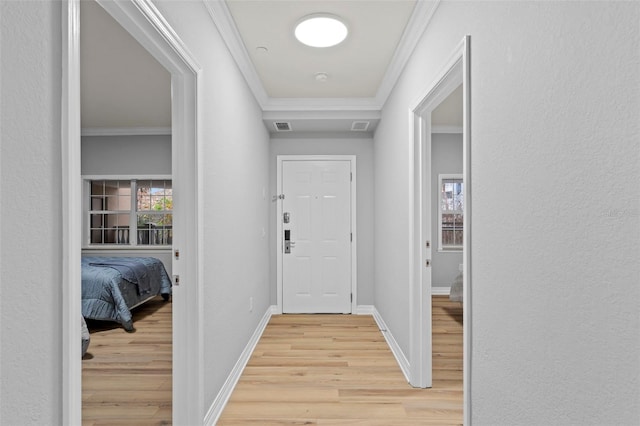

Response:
(218, 296), (463, 425)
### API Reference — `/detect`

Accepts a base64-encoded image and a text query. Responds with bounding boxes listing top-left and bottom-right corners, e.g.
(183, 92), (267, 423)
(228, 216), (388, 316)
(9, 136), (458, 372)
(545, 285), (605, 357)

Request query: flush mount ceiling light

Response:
(294, 14), (348, 48)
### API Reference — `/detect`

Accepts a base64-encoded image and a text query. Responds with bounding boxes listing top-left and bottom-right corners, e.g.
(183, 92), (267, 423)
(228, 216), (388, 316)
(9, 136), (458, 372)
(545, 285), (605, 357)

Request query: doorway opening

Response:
(410, 35), (471, 423)
(79, 2), (174, 422)
(62, 1), (202, 424)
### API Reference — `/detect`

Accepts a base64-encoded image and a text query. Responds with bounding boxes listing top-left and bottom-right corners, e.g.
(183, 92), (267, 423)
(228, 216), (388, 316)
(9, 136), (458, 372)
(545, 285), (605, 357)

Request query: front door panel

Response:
(282, 160), (351, 313)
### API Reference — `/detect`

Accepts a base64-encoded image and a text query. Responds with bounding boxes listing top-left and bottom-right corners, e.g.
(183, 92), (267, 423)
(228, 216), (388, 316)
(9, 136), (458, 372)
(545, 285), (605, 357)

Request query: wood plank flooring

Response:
(81, 296), (462, 425)
(218, 296), (463, 425)
(82, 296), (172, 426)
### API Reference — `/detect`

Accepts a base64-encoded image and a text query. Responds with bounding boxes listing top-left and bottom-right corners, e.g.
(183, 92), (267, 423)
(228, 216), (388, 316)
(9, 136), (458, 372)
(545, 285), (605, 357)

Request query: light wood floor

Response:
(82, 296), (172, 426)
(81, 296), (462, 425)
(218, 296), (463, 425)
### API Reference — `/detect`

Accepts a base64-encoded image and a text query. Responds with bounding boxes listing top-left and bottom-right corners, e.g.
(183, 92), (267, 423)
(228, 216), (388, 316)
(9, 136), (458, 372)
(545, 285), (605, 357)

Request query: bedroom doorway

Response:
(80, 1), (174, 424)
(410, 35), (471, 423)
(80, 1), (173, 423)
(62, 1), (202, 425)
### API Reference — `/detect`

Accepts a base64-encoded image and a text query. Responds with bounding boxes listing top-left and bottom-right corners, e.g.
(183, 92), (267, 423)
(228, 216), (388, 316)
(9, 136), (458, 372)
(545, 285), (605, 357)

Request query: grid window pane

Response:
(138, 180), (173, 212)
(89, 213), (129, 244)
(91, 180), (131, 211)
(439, 176), (463, 250)
(87, 178), (171, 246)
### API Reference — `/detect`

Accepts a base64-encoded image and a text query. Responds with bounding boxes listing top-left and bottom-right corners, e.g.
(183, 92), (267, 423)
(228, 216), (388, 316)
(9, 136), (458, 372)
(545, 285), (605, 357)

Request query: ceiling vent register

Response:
(351, 121), (370, 131)
(274, 122), (292, 132)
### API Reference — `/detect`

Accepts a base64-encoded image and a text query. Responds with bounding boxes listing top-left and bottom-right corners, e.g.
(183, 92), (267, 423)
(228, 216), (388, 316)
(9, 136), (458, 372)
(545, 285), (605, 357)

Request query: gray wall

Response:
(269, 137), (375, 306)
(81, 134), (173, 274)
(431, 133), (463, 289)
(1, 1), (63, 423)
(154, 1), (271, 412)
(81, 134), (171, 175)
(374, 1), (639, 424)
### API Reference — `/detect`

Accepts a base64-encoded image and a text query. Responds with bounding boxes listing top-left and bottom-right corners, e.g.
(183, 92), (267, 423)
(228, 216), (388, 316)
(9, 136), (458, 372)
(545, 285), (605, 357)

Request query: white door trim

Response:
(62, 1), (204, 425)
(61, 3), (82, 423)
(409, 35), (472, 423)
(276, 155), (357, 314)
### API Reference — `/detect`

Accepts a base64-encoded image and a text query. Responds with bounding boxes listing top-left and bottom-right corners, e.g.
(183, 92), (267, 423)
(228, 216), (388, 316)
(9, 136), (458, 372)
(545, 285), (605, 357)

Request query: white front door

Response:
(281, 160), (352, 313)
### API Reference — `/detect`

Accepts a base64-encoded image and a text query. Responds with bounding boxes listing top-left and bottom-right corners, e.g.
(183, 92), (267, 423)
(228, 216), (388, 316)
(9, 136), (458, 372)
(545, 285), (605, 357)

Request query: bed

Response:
(82, 256), (172, 331)
(449, 272), (463, 303)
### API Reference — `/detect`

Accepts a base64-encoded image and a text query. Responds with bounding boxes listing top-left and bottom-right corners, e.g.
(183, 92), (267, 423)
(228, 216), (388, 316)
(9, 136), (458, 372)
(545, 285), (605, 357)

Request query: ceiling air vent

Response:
(274, 122), (292, 132)
(351, 121), (370, 131)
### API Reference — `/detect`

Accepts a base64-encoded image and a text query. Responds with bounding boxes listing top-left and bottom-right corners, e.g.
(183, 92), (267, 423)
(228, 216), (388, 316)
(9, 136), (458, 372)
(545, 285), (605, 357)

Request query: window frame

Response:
(438, 173), (464, 252)
(82, 175), (172, 249)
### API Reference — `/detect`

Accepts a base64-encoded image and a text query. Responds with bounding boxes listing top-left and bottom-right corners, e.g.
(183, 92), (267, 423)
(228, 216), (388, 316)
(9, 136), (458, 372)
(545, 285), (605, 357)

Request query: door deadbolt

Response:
(283, 212), (290, 223)
(284, 229), (291, 254)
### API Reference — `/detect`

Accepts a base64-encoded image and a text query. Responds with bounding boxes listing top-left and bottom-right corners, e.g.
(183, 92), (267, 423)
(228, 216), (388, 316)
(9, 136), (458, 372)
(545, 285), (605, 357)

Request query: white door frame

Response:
(276, 155), (357, 314)
(409, 35), (471, 423)
(61, 1), (204, 425)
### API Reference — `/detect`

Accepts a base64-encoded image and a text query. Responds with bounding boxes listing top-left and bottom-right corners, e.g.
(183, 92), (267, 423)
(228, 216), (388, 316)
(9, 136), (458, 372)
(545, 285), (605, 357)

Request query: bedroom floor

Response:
(82, 295), (172, 426)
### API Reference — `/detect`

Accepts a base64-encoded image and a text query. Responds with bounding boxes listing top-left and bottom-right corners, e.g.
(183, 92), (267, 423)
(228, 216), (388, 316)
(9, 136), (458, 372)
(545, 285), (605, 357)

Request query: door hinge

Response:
(351, 293), (353, 303)
(350, 232), (353, 242)
(350, 172), (352, 182)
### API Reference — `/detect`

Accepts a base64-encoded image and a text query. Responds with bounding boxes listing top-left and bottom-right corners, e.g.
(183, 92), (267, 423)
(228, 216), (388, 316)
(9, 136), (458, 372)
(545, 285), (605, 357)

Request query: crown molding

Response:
(203, 0), (269, 106)
(202, 0), (441, 113)
(269, 130), (374, 139)
(374, 0), (440, 106)
(81, 126), (172, 136)
(263, 97), (383, 112)
(263, 109), (381, 121)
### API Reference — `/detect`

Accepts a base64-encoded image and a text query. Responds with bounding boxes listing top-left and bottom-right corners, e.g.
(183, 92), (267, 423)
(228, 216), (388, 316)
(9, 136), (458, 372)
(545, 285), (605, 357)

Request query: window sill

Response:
(82, 245), (172, 251)
(438, 247), (463, 253)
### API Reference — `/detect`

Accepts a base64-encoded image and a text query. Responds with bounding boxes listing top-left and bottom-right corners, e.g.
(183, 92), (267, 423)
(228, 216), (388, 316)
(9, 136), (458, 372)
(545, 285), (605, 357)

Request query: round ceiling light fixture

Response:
(294, 14), (348, 48)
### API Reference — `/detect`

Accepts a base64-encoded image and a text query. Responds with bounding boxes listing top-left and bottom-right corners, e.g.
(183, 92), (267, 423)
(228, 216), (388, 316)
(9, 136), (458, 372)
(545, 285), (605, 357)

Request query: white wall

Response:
(374, 1), (639, 424)
(431, 133), (463, 289)
(81, 135), (171, 175)
(0, 1), (63, 423)
(152, 1), (271, 413)
(269, 137), (375, 306)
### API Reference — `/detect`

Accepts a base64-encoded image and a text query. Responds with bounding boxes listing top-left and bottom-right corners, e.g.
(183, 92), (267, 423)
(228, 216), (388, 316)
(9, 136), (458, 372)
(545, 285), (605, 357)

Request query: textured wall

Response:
(375, 1), (639, 424)
(153, 1), (271, 411)
(269, 137), (375, 306)
(0, 1), (63, 424)
(81, 135), (171, 175)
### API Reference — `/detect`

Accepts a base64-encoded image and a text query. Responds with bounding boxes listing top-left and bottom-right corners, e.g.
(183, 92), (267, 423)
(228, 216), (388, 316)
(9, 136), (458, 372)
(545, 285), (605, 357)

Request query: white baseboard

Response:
(371, 307), (410, 383)
(204, 305), (276, 425)
(355, 304), (375, 315)
(432, 286), (451, 296)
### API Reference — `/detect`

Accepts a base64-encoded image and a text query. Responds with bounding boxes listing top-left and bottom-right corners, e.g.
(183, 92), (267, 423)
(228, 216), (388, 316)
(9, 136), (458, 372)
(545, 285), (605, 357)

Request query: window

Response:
(86, 178), (172, 246)
(438, 174), (463, 251)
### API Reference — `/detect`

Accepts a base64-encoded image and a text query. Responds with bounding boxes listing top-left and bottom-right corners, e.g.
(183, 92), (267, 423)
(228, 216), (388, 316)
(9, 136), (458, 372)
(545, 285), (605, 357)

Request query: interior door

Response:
(281, 160), (352, 313)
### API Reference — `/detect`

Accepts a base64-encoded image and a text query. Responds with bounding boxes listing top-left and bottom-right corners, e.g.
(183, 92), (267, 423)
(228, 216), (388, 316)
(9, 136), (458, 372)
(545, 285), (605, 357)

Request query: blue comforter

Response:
(82, 256), (172, 330)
